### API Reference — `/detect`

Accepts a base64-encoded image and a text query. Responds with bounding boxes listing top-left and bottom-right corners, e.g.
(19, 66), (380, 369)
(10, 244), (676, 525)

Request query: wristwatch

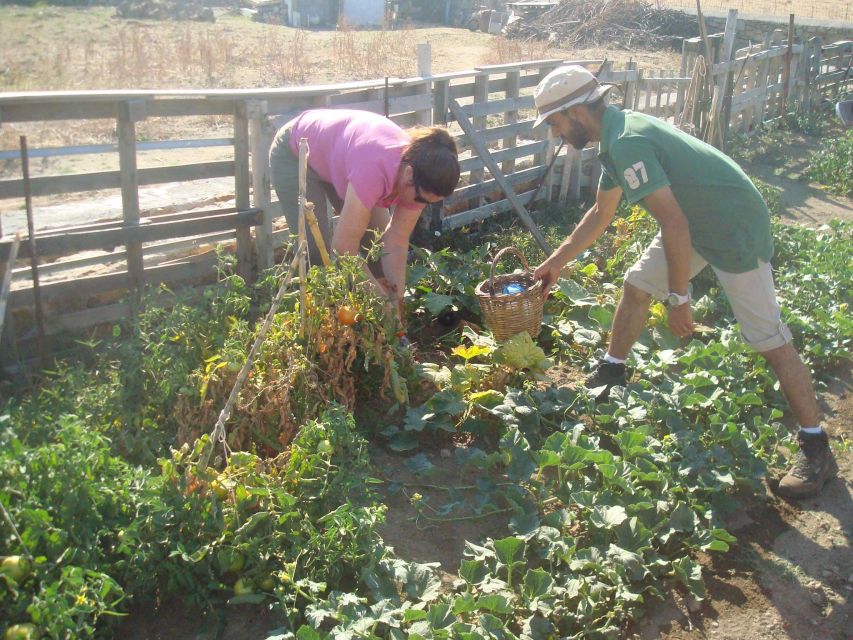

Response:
(665, 291), (691, 307)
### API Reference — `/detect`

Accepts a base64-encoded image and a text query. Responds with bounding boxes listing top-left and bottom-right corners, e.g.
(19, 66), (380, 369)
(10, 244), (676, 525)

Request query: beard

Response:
(562, 114), (591, 149)
(562, 128), (590, 150)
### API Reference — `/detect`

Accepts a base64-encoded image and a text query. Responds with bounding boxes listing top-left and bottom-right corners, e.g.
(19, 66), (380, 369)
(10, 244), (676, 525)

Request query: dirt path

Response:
(633, 364), (853, 640)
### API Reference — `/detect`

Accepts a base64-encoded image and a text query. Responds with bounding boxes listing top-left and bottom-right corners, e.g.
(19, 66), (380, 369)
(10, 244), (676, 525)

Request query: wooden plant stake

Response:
(298, 137), (309, 337)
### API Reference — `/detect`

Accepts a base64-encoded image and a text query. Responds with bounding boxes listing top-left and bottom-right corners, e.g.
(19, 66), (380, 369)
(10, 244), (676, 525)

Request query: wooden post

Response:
(448, 99), (552, 255)
(781, 14), (795, 117)
(19, 137), (47, 368)
(249, 99), (274, 271)
(234, 100), (253, 282)
(433, 78), (449, 125)
(710, 9), (738, 149)
(502, 69), (520, 175)
(623, 60), (638, 111)
(470, 72), (488, 208)
(416, 43), (432, 126)
(0, 233), (20, 339)
(118, 100), (144, 294)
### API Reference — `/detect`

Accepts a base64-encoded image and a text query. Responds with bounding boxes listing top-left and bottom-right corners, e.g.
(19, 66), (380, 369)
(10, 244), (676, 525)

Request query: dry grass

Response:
(654, 0), (850, 22)
(0, 6), (679, 180)
(485, 36), (554, 65)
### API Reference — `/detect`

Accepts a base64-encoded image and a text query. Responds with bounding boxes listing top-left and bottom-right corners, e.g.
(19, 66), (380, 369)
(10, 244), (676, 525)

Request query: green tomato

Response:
(3, 624), (38, 640)
(258, 575), (275, 591)
(233, 577), (253, 596)
(317, 439), (334, 455)
(218, 549), (245, 574)
(0, 556), (31, 581)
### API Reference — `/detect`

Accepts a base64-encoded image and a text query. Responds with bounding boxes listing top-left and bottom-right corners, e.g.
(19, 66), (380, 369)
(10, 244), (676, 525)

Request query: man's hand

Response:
(533, 258), (564, 297)
(667, 302), (694, 338)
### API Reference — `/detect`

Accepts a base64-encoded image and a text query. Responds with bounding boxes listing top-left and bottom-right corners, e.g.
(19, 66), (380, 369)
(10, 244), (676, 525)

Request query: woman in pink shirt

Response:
(269, 109), (460, 310)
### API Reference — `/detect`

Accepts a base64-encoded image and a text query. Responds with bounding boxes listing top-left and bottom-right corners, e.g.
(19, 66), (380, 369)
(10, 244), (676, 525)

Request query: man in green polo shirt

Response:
(531, 64), (837, 499)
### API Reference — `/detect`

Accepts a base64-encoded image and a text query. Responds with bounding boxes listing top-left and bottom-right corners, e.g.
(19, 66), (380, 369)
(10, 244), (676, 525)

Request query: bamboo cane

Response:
(298, 137), (309, 337)
(303, 202), (331, 266)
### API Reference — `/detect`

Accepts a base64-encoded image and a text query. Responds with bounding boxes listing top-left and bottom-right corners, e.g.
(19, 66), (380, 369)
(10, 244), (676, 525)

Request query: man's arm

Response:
(641, 185), (693, 337)
(533, 186), (623, 292)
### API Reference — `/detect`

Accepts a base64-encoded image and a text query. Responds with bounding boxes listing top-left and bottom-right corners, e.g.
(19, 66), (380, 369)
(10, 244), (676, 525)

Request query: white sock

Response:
(799, 426), (823, 435)
(603, 353), (626, 365)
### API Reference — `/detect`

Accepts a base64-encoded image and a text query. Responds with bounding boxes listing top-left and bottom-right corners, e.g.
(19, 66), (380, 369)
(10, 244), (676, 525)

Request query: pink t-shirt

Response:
(289, 109), (408, 209)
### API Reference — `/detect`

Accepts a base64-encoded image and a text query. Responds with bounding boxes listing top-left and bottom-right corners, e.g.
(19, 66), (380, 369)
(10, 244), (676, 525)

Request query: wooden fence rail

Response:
(0, 33), (850, 366)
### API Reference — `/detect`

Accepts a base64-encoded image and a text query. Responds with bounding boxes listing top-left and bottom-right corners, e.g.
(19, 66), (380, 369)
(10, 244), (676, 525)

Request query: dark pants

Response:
(269, 123), (342, 266)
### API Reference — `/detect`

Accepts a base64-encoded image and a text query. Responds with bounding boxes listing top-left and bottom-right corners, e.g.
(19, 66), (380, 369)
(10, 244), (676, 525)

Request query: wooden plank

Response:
(623, 60), (638, 110)
(0, 102), (121, 123)
(442, 189), (538, 230)
(459, 140), (549, 173)
(469, 73), (489, 208)
(453, 121), (534, 152)
(558, 149), (572, 202)
(139, 161), (236, 185)
(118, 100), (143, 293)
(0, 137), (233, 162)
(460, 95), (535, 119)
(0, 209), (261, 262)
(433, 79), (450, 125)
(502, 70), (521, 176)
(331, 92), (432, 116)
(249, 100), (274, 271)
(234, 101), (253, 281)
(0, 161), (236, 201)
(445, 166), (545, 204)
(417, 43), (433, 126)
(0, 235), (20, 337)
(633, 69), (643, 111)
(0, 171), (119, 200)
(8, 252), (220, 310)
(144, 98), (237, 118)
(7, 229), (236, 279)
(448, 99), (551, 254)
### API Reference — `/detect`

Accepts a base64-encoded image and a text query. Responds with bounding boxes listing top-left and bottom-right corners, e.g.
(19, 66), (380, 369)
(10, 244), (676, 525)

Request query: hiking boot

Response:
(584, 360), (628, 401)
(777, 430), (839, 499)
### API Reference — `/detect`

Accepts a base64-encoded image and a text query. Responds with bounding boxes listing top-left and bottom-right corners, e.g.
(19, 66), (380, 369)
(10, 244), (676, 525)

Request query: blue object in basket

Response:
(503, 282), (526, 295)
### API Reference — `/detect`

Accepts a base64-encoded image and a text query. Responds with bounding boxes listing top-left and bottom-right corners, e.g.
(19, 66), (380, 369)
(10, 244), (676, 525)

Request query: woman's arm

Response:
(331, 183), (391, 296)
(379, 205), (422, 316)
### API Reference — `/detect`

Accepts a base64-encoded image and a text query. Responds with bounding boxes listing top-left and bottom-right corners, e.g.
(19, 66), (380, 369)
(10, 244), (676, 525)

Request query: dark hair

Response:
(402, 127), (460, 198)
(584, 95), (607, 114)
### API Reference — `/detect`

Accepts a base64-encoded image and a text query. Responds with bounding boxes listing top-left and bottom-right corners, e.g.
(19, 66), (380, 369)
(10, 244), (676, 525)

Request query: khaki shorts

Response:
(624, 233), (793, 352)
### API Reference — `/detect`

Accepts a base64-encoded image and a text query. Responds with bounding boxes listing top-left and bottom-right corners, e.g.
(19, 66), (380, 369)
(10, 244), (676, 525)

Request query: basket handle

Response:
(489, 246), (531, 296)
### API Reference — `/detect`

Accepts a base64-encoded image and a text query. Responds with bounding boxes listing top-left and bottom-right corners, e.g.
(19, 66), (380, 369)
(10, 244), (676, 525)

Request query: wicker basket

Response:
(475, 247), (544, 342)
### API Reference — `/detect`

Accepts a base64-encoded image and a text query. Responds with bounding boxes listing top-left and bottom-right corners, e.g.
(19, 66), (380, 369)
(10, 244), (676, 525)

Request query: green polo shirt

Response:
(597, 106), (773, 273)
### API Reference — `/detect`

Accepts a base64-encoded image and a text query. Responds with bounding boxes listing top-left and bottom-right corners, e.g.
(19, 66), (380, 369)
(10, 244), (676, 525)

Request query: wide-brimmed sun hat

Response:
(533, 64), (617, 127)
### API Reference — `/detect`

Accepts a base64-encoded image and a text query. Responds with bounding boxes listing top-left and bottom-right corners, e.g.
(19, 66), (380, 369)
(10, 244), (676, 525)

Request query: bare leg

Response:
(759, 344), (821, 427)
(608, 283), (654, 360)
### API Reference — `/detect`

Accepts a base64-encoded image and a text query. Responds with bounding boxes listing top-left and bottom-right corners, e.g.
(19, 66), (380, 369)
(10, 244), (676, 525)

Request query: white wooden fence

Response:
(0, 34), (850, 365)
